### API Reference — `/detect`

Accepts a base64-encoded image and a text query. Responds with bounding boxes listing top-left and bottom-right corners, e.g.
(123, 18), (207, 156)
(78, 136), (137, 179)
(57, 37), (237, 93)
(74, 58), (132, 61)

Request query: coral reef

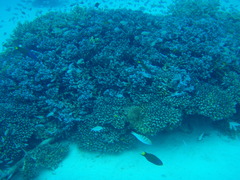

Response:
(193, 84), (236, 120)
(22, 142), (69, 179)
(0, 0), (240, 177)
(73, 122), (135, 153)
(91, 97), (129, 130)
(0, 103), (36, 169)
(125, 95), (182, 135)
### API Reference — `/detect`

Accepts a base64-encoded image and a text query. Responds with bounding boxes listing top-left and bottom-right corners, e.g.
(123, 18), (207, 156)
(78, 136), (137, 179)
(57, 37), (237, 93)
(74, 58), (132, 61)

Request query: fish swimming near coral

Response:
(198, 132), (205, 141)
(141, 152), (163, 166)
(91, 126), (104, 132)
(15, 45), (38, 60)
(94, 2), (100, 8)
(229, 121), (240, 131)
(131, 131), (152, 145)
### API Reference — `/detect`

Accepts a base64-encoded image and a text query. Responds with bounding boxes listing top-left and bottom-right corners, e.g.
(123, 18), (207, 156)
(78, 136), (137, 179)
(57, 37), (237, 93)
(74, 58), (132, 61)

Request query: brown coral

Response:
(125, 98), (182, 136)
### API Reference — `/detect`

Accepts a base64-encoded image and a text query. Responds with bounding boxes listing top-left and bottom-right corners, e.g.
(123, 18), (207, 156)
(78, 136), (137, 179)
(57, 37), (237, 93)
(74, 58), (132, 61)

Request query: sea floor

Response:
(34, 123), (240, 180)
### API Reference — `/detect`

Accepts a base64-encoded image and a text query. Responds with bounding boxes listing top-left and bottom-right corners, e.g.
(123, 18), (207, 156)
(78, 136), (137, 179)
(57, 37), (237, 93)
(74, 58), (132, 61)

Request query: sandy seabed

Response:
(35, 127), (240, 180)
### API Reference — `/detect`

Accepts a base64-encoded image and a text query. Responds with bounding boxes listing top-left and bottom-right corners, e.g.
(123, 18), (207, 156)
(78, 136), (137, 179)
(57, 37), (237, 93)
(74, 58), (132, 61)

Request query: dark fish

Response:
(70, 3), (77, 7)
(17, 3), (23, 7)
(15, 45), (38, 60)
(95, 2), (100, 8)
(5, 7), (11, 12)
(141, 152), (163, 166)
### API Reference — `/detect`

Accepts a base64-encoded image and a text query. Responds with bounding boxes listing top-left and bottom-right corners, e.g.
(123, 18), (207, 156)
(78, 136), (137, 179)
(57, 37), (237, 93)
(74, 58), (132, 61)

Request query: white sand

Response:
(35, 127), (240, 180)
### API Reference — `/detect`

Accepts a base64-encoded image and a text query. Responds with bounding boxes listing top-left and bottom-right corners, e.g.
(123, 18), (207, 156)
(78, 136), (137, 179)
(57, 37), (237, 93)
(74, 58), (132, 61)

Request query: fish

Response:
(141, 152), (163, 166)
(7, 160), (13, 164)
(47, 112), (54, 117)
(91, 126), (104, 132)
(35, 124), (44, 128)
(131, 131), (152, 145)
(35, 115), (45, 119)
(5, 7), (11, 12)
(229, 121), (240, 131)
(1, 136), (5, 143)
(11, 129), (16, 135)
(15, 45), (38, 60)
(4, 129), (9, 136)
(95, 2), (100, 8)
(198, 132), (205, 141)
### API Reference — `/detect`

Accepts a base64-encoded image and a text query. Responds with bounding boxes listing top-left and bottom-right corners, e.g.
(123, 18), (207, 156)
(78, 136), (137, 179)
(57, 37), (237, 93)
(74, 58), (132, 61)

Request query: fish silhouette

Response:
(141, 152), (163, 166)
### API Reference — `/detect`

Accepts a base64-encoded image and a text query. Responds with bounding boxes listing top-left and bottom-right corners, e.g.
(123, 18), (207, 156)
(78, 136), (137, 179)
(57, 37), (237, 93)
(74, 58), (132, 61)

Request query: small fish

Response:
(229, 121), (240, 131)
(7, 160), (13, 164)
(35, 124), (44, 128)
(4, 129), (9, 136)
(4, 158), (10, 161)
(15, 45), (38, 60)
(70, 3), (77, 7)
(1, 136), (5, 143)
(95, 2), (100, 8)
(5, 7), (11, 12)
(11, 129), (16, 135)
(198, 132), (205, 141)
(141, 152), (163, 166)
(131, 131), (152, 145)
(91, 126), (103, 132)
(47, 111), (54, 117)
(35, 115), (45, 119)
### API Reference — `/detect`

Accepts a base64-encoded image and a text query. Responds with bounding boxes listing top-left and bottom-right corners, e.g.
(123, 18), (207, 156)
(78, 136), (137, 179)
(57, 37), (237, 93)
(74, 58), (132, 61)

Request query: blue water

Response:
(0, 0), (240, 179)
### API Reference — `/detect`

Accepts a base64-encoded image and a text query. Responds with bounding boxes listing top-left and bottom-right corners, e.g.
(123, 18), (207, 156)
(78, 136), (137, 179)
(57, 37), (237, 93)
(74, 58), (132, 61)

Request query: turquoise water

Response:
(0, 0), (240, 179)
